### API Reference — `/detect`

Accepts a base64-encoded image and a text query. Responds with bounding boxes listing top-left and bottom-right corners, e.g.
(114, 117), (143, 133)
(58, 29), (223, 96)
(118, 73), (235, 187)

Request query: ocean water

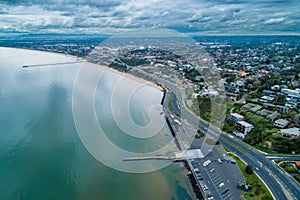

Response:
(0, 47), (193, 200)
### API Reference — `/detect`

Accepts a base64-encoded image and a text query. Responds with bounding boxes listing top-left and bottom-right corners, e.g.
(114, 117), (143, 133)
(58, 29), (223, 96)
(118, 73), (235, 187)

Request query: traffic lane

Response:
(221, 139), (286, 199)
(167, 87), (298, 199)
(266, 155), (300, 161)
(221, 134), (300, 198)
(202, 123), (294, 194)
(219, 140), (287, 200)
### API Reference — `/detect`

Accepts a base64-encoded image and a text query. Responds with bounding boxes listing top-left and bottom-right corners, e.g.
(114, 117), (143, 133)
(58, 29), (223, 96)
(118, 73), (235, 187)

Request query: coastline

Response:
(0, 47), (163, 91)
(81, 60), (163, 91)
(0, 46), (195, 200)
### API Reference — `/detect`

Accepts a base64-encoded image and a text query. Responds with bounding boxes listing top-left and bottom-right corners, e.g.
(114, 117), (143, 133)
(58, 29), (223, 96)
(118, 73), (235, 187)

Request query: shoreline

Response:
(1, 46), (197, 199)
(81, 60), (163, 91)
(0, 46), (163, 91)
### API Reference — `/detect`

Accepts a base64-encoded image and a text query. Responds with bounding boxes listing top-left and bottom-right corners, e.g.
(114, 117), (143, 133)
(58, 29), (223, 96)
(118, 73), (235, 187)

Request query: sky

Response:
(0, 0), (299, 35)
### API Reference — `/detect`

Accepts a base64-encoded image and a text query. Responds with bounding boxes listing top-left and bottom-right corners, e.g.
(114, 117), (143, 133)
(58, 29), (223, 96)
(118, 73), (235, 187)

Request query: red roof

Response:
(295, 161), (300, 167)
(239, 71), (248, 76)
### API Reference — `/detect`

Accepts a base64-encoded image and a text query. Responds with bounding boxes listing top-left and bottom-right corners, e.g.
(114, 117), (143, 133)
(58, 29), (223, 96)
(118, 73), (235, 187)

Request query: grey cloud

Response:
(264, 17), (286, 24)
(0, 0), (299, 34)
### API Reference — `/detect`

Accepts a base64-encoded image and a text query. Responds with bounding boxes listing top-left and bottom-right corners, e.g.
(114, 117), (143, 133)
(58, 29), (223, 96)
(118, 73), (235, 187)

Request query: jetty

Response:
(123, 149), (203, 161)
(22, 61), (80, 68)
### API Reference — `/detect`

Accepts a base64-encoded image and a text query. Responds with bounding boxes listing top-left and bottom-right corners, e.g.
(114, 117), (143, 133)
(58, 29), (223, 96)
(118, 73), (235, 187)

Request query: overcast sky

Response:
(0, 0), (299, 35)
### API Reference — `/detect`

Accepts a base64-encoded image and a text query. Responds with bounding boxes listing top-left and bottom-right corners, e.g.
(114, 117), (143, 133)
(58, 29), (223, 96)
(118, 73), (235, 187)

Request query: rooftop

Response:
(280, 127), (300, 136)
(230, 113), (244, 118)
(274, 119), (289, 126)
(237, 121), (254, 127)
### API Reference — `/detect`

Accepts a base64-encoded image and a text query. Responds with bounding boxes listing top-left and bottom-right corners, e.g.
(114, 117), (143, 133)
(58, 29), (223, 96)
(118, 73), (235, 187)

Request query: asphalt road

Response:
(161, 80), (300, 200)
(164, 92), (244, 200)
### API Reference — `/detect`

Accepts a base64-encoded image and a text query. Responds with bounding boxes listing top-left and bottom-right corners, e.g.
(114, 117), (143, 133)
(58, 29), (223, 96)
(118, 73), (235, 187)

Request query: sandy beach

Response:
(9, 47), (163, 91)
(81, 60), (163, 91)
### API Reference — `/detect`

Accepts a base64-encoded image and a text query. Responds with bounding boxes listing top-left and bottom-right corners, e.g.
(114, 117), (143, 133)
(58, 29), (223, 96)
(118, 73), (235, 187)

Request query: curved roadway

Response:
(162, 80), (300, 200)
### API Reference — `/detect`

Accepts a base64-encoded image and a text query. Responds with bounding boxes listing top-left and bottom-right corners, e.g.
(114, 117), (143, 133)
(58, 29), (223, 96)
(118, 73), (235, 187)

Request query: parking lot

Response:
(189, 145), (245, 200)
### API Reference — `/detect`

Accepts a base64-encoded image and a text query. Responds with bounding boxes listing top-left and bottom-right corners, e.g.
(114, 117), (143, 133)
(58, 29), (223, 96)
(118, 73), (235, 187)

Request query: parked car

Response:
(193, 168), (200, 173)
(221, 189), (229, 195)
(219, 182), (224, 188)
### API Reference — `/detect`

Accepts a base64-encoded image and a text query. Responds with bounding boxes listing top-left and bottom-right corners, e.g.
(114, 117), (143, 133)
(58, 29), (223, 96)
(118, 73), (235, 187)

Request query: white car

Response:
(218, 182), (224, 188)
(203, 160), (211, 167)
(193, 168), (200, 173)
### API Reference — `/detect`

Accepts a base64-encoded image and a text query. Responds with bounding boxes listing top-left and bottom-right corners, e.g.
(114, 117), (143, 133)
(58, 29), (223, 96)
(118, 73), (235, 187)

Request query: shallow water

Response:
(0, 47), (193, 200)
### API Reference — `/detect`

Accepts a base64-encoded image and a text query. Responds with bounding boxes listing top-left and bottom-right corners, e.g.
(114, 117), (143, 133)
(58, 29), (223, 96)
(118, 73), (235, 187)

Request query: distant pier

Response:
(22, 61), (80, 68)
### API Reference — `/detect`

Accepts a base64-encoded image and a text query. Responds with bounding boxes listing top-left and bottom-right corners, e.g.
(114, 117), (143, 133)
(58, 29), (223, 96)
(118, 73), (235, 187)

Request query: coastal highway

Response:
(161, 80), (300, 200)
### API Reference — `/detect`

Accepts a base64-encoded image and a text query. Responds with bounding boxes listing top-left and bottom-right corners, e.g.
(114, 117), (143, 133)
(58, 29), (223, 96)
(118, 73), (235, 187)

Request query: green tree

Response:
(245, 164), (253, 175)
(197, 129), (205, 138)
(287, 166), (297, 173)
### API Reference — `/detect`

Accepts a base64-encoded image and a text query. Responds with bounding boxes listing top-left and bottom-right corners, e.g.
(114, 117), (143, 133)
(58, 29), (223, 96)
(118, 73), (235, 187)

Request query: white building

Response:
(235, 121), (254, 139)
(274, 119), (289, 128)
(229, 113), (244, 123)
(280, 127), (300, 138)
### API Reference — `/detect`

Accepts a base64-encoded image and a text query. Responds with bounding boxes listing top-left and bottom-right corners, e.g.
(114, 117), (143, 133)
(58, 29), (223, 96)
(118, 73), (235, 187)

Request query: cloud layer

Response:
(0, 0), (299, 35)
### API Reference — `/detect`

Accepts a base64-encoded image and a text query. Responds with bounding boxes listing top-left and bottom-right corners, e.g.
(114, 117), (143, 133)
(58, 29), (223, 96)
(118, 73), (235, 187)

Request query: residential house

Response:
(276, 105), (290, 113)
(250, 105), (262, 113)
(256, 109), (273, 117)
(267, 111), (281, 121)
(274, 119), (289, 128)
(229, 113), (244, 123)
(242, 103), (257, 111)
(263, 90), (275, 96)
(279, 127), (300, 138)
(295, 161), (300, 169)
(260, 96), (275, 103)
(263, 103), (290, 113)
(235, 121), (254, 139)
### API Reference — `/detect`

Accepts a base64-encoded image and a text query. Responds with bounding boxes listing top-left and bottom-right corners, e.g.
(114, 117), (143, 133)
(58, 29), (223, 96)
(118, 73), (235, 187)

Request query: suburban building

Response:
(263, 103), (276, 109)
(274, 119), (289, 128)
(263, 103), (290, 113)
(285, 102), (298, 108)
(287, 94), (300, 104)
(279, 127), (300, 138)
(271, 85), (280, 91)
(242, 103), (257, 111)
(235, 121), (254, 139)
(295, 161), (300, 169)
(260, 96), (275, 103)
(250, 105), (262, 113)
(267, 111), (281, 121)
(225, 85), (238, 93)
(263, 89), (275, 96)
(256, 109), (273, 117)
(229, 113), (244, 123)
(276, 105), (290, 113)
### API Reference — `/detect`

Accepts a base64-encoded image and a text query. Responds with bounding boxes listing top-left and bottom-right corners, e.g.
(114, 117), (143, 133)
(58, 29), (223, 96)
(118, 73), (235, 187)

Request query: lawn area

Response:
(227, 153), (273, 200)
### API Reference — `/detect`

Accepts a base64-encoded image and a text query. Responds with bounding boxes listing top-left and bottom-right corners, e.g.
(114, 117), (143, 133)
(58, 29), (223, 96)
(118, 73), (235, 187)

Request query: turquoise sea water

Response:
(0, 47), (193, 200)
